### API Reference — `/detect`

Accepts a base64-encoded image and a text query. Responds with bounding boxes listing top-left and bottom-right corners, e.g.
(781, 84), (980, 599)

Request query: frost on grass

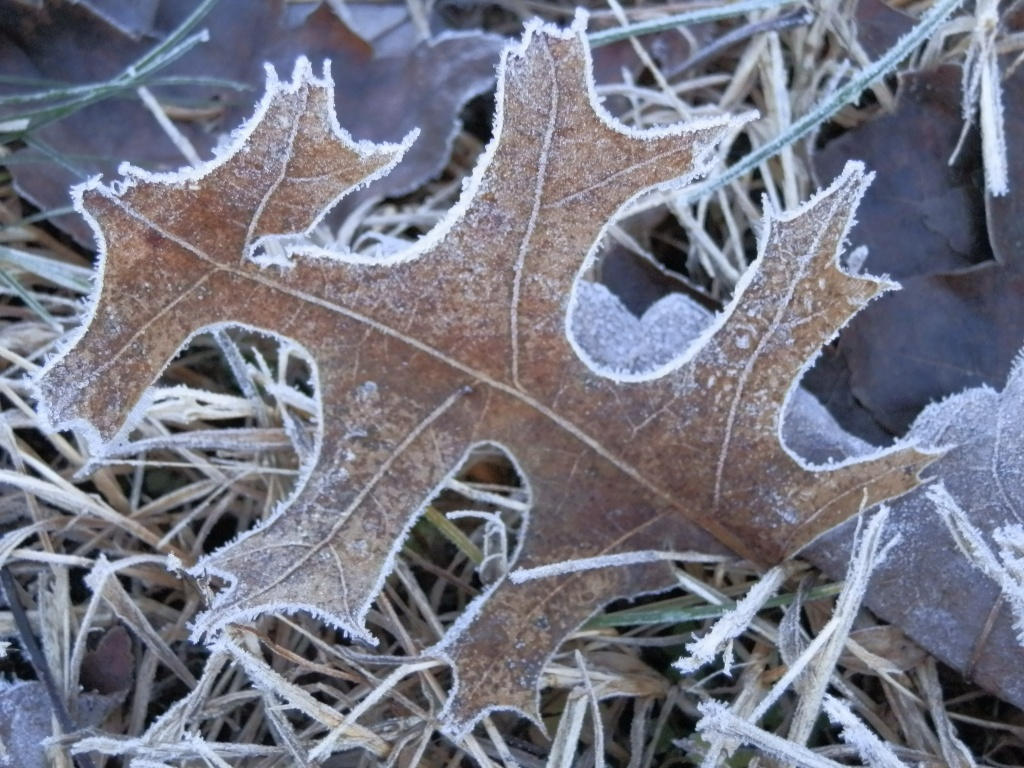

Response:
(958, 0), (1009, 196)
(696, 509), (901, 766)
(820, 695), (905, 768)
(34, 11), (936, 738)
(929, 483), (1024, 643)
(697, 700), (847, 768)
(675, 565), (787, 676)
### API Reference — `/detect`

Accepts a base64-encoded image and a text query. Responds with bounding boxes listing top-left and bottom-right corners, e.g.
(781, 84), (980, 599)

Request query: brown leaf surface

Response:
(35, 18), (934, 735)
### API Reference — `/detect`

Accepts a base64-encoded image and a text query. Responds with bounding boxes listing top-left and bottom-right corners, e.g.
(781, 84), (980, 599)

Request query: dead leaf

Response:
(810, 66), (1024, 437)
(79, 625), (134, 695)
(35, 17), (934, 736)
(815, 67), (990, 281)
(853, 0), (914, 61)
(74, 0), (159, 39)
(0, 680), (118, 768)
(806, 355), (1024, 710)
(0, 0), (503, 244)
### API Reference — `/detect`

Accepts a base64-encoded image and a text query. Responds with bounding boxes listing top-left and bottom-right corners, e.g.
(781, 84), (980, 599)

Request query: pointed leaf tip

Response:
(37, 57), (410, 453)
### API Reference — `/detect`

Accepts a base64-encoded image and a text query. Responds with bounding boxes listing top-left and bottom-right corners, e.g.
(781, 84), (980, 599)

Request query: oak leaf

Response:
(35, 16), (934, 735)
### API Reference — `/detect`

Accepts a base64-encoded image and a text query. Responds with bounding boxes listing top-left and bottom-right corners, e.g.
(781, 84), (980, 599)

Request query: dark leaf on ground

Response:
(79, 624), (135, 695)
(0, 680), (119, 768)
(853, 0), (914, 60)
(0, 0), (504, 244)
(803, 64), (1024, 709)
(74, 0), (160, 38)
(808, 66), (1024, 437)
(815, 67), (990, 281)
(805, 354), (1024, 711)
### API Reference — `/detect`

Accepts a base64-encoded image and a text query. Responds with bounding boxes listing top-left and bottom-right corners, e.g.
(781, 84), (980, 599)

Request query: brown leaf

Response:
(0, 0), (503, 244)
(35, 17), (934, 735)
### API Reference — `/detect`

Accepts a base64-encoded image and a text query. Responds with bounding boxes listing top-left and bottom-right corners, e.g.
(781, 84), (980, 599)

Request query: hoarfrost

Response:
(570, 278), (873, 465)
(675, 565), (787, 675)
(569, 280), (712, 375)
(696, 700), (847, 768)
(821, 695), (906, 768)
(929, 483), (1024, 643)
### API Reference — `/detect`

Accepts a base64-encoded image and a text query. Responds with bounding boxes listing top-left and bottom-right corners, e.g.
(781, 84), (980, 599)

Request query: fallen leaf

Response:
(79, 625), (135, 695)
(0, 680), (118, 768)
(810, 66), (1024, 437)
(74, 0), (159, 39)
(853, 0), (914, 61)
(0, 0), (503, 244)
(35, 16), (933, 736)
(805, 355), (1024, 709)
(815, 67), (990, 280)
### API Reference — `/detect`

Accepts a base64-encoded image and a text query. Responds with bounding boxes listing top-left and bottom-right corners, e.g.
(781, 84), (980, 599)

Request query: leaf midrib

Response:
(104, 194), (679, 515)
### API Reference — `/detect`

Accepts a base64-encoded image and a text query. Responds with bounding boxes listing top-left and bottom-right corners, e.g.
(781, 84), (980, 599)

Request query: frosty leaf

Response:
(811, 66), (1024, 438)
(928, 484), (1024, 643)
(35, 15), (935, 736)
(0, 680), (118, 768)
(806, 355), (1024, 710)
(37, 56), (411, 444)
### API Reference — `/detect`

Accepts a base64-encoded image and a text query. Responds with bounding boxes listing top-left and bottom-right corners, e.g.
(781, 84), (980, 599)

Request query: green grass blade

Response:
(422, 506), (485, 566)
(588, 0), (801, 47)
(0, 0), (225, 143)
(0, 267), (59, 328)
(585, 581), (844, 628)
